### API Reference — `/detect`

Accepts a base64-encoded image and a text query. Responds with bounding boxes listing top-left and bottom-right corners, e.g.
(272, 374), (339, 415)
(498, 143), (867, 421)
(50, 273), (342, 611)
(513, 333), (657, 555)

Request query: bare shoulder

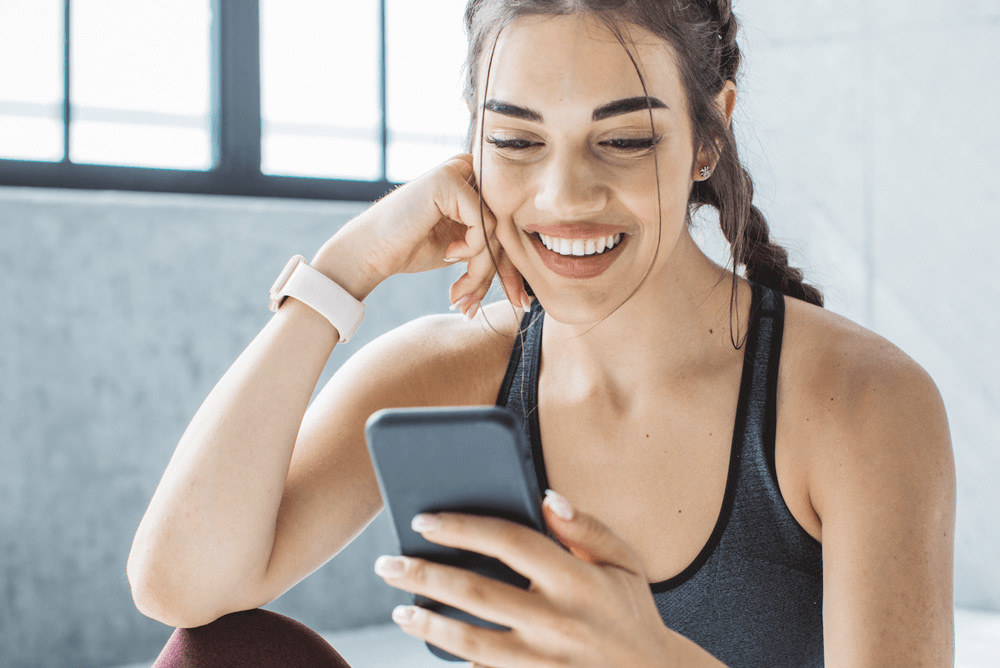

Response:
(780, 296), (954, 519)
(337, 298), (526, 407)
(781, 294), (946, 431)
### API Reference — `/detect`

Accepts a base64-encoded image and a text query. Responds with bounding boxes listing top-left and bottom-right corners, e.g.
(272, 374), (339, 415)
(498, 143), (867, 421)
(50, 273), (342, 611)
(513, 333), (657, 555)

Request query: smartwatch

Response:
(268, 255), (366, 343)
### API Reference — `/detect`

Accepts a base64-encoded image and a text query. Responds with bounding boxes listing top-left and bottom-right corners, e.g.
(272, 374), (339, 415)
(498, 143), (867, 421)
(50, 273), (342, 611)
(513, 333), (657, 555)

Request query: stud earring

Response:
(700, 166), (713, 179)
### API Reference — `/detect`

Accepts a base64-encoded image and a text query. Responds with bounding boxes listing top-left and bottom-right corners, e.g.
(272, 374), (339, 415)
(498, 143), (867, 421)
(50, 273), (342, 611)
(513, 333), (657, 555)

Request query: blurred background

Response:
(0, 1), (997, 666)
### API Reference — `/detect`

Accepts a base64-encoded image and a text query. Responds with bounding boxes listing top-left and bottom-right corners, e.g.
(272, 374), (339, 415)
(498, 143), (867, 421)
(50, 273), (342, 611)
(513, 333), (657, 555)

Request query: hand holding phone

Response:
(365, 406), (547, 662)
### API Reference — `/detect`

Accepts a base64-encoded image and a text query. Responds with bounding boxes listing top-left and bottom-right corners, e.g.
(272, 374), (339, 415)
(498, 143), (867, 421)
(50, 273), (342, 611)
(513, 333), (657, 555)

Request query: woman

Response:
(128, 1), (956, 666)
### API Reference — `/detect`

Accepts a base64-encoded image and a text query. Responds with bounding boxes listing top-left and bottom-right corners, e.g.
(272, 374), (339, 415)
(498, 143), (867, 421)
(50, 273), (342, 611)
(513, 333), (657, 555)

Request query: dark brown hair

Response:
(461, 0), (824, 347)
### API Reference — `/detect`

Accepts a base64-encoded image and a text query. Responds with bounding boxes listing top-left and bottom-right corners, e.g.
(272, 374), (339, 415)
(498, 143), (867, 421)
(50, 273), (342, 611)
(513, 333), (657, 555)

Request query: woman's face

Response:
(472, 13), (701, 324)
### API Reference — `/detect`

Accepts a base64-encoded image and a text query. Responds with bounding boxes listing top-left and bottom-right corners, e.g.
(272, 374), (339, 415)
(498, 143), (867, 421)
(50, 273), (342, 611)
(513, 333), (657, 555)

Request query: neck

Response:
(541, 228), (753, 400)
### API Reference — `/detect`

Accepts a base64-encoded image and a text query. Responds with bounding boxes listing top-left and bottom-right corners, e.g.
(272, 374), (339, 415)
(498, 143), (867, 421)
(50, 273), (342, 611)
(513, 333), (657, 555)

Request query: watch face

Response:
(269, 255), (305, 311)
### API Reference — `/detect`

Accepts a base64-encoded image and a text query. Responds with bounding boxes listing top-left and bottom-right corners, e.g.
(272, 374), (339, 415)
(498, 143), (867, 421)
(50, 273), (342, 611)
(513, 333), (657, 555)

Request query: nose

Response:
(533, 150), (608, 219)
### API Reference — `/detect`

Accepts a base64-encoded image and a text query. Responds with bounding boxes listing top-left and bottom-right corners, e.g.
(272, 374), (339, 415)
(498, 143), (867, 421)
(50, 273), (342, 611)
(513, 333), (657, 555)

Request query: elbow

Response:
(126, 553), (232, 629)
(126, 550), (272, 629)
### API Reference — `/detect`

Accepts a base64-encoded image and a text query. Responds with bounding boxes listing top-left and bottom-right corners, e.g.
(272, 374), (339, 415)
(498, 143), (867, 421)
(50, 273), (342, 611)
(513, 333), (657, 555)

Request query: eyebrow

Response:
(483, 96), (669, 123)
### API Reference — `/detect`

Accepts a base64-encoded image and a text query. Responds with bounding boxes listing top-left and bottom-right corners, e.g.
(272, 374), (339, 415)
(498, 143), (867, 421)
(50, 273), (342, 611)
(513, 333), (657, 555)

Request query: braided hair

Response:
(462, 0), (824, 346)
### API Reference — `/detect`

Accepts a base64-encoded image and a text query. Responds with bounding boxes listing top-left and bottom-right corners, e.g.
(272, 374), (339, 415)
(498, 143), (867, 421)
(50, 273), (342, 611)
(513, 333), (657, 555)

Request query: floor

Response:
(113, 607), (1000, 667)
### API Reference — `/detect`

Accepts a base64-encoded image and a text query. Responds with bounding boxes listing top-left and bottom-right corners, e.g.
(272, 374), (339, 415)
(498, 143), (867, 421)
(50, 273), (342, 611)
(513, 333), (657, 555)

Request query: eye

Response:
(599, 136), (663, 152)
(484, 136), (541, 150)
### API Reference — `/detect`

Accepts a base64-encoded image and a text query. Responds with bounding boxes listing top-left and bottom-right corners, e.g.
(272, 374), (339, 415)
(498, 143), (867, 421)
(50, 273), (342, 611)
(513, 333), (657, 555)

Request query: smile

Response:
(528, 231), (629, 280)
(538, 233), (623, 256)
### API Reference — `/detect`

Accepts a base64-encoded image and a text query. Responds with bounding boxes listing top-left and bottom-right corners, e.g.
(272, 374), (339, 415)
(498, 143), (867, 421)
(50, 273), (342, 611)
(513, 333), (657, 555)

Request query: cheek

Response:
(478, 155), (532, 219)
(637, 144), (696, 221)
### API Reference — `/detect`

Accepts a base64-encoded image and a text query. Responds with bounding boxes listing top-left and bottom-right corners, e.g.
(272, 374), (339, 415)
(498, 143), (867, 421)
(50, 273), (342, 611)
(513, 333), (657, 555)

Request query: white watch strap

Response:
(269, 255), (365, 343)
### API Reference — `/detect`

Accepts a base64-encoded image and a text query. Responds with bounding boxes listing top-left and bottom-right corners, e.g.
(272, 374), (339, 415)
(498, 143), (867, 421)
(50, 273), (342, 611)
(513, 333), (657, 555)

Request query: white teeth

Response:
(536, 232), (624, 257)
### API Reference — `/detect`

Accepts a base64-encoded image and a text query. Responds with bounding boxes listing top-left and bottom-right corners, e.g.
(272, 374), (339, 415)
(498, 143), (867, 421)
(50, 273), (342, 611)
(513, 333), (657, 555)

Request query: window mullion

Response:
(212, 0), (261, 177)
(379, 0), (388, 181)
(62, 0), (71, 162)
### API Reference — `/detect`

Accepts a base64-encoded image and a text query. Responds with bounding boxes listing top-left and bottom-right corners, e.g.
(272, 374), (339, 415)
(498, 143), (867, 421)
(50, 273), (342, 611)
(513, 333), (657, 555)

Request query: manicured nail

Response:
(411, 513), (440, 533)
(443, 257), (461, 263)
(544, 489), (574, 521)
(521, 293), (532, 311)
(374, 555), (406, 577)
(465, 302), (480, 321)
(392, 605), (420, 624)
(449, 295), (470, 311)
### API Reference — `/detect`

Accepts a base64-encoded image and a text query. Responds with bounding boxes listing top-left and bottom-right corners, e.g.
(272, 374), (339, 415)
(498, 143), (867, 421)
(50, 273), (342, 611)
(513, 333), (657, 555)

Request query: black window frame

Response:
(0, 0), (399, 202)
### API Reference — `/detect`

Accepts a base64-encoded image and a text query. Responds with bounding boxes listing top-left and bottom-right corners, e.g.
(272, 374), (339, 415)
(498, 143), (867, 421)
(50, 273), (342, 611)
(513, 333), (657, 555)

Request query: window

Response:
(0, 0), (470, 201)
(0, 0), (64, 161)
(71, 0), (213, 170)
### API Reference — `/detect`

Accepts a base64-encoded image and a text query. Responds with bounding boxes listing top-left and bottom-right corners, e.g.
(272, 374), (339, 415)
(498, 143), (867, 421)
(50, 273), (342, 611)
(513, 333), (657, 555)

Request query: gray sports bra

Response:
(496, 280), (824, 668)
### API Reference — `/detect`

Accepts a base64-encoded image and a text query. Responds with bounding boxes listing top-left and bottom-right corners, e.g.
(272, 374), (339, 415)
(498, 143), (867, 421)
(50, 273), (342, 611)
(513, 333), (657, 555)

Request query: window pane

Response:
(0, 0), (64, 161)
(385, 0), (468, 182)
(70, 0), (211, 169)
(261, 0), (380, 180)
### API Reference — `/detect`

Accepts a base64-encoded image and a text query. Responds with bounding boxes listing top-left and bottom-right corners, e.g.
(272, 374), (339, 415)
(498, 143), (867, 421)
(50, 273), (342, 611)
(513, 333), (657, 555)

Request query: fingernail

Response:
(374, 555), (406, 577)
(465, 302), (480, 321)
(521, 293), (532, 311)
(411, 513), (440, 532)
(544, 489), (574, 521)
(392, 605), (419, 624)
(449, 295), (470, 311)
(443, 257), (461, 263)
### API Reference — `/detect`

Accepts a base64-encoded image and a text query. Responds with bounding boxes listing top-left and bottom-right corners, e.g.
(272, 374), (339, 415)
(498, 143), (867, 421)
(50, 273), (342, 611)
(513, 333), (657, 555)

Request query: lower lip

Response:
(529, 233), (628, 280)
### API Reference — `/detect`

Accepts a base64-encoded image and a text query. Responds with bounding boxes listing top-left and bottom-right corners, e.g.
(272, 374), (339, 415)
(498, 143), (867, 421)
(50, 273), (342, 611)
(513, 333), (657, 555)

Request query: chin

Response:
(530, 287), (630, 327)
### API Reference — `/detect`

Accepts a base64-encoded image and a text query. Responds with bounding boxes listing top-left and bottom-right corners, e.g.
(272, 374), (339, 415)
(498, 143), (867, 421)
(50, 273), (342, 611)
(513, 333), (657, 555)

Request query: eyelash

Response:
(484, 136), (662, 152)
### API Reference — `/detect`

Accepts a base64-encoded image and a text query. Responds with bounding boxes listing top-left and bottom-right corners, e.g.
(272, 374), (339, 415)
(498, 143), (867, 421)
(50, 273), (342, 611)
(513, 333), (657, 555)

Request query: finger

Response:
(434, 174), (497, 252)
(391, 603), (530, 668)
(448, 251), (498, 316)
(445, 153), (474, 181)
(449, 274), (480, 318)
(465, 245), (499, 299)
(410, 512), (579, 593)
(541, 490), (645, 574)
(493, 246), (529, 310)
(375, 555), (536, 630)
(444, 218), (488, 259)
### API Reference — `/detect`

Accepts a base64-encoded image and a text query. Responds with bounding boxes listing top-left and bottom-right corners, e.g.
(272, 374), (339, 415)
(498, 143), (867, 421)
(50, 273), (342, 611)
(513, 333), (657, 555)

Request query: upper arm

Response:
(252, 306), (518, 606)
(811, 345), (956, 667)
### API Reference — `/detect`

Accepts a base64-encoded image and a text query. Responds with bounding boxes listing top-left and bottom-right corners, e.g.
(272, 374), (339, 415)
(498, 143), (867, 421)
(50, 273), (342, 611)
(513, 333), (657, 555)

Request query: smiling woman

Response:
(128, 1), (956, 667)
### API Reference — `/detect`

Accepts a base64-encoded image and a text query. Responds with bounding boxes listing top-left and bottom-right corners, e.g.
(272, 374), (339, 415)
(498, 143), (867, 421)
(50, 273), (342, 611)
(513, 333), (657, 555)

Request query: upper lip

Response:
(523, 223), (628, 239)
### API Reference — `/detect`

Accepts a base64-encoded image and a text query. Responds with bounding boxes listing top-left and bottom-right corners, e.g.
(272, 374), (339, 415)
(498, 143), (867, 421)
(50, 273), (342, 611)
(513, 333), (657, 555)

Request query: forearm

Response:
(128, 236), (378, 625)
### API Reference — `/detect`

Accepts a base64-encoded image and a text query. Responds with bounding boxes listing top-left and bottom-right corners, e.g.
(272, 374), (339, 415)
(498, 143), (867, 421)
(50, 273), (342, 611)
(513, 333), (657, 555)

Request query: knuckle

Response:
(543, 614), (584, 649)
(442, 160), (470, 181)
(458, 574), (489, 605)
(457, 629), (483, 658)
(554, 568), (587, 599)
(409, 558), (429, 583)
(444, 621), (482, 658)
(496, 522), (527, 549)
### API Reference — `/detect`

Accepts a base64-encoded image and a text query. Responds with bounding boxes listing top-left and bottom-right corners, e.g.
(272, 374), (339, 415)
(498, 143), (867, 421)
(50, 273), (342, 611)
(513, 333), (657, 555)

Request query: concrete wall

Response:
(1, 1), (998, 666)
(732, 0), (1000, 610)
(0, 189), (457, 668)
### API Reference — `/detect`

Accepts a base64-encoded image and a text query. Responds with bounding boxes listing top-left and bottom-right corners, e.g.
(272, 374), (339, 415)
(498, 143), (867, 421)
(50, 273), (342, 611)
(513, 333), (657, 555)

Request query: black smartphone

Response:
(364, 405), (547, 662)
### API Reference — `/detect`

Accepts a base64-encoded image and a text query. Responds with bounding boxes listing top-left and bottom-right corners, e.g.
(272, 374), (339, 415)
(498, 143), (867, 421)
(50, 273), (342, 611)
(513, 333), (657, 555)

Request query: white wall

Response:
(727, 0), (1000, 609)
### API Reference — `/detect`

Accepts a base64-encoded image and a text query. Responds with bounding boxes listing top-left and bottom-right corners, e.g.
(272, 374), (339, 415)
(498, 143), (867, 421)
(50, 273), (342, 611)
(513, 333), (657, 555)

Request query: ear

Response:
(715, 80), (737, 128)
(693, 81), (738, 179)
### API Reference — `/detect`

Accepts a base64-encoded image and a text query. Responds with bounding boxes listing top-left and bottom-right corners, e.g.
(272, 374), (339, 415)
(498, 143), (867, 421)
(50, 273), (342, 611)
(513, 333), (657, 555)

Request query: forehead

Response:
(481, 13), (685, 115)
